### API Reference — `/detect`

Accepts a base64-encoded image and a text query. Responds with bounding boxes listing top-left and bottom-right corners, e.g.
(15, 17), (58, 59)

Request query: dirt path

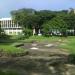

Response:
(20, 41), (69, 56)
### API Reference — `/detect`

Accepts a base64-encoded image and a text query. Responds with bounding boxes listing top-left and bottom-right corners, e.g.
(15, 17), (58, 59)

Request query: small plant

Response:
(23, 28), (32, 38)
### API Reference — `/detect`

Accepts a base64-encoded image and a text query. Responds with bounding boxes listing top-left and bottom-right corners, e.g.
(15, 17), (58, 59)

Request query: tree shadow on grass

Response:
(0, 35), (22, 45)
(68, 54), (75, 64)
(0, 35), (15, 45)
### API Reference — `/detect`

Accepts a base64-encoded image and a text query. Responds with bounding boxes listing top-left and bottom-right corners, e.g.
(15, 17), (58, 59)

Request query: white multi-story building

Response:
(0, 17), (22, 35)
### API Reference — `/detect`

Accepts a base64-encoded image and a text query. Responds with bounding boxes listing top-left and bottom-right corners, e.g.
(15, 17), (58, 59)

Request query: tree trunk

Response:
(74, 28), (75, 36)
(33, 28), (36, 36)
(38, 29), (42, 36)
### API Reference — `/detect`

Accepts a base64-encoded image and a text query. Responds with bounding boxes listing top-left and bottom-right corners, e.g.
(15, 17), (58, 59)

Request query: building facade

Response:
(0, 18), (22, 35)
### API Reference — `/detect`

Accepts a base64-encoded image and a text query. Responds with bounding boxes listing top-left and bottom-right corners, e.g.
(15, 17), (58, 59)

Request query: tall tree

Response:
(42, 16), (68, 36)
(11, 8), (35, 27)
(63, 13), (75, 35)
(11, 8), (36, 35)
(0, 24), (2, 37)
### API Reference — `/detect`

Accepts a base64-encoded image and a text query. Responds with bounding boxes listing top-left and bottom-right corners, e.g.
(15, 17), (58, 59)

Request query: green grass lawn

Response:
(0, 36), (26, 54)
(0, 45), (24, 54)
(24, 36), (61, 43)
(59, 36), (75, 54)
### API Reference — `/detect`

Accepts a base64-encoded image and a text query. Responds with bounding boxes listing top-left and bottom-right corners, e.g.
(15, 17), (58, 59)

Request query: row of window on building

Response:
(0, 20), (21, 28)
(8, 31), (22, 35)
(0, 18), (22, 35)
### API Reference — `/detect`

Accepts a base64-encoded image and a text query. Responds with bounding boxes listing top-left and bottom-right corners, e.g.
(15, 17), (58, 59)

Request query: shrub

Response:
(23, 28), (32, 38)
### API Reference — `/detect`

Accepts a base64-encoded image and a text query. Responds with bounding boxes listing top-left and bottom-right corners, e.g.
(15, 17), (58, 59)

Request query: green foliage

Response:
(0, 27), (10, 40)
(11, 8), (75, 36)
(0, 25), (4, 38)
(59, 36), (75, 54)
(11, 9), (56, 35)
(42, 16), (68, 36)
(64, 13), (75, 29)
(23, 28), (32, 38)
(11, 8), (36, 28)
(36, 10), (56, 26)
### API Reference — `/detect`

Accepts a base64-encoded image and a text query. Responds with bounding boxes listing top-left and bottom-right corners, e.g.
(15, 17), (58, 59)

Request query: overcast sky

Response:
(0, 0), (75, 17)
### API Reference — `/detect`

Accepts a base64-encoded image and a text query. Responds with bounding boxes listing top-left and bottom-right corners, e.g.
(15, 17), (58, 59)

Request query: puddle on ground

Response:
(45, 44), (54, 47)
(30, 47), (39, 50)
